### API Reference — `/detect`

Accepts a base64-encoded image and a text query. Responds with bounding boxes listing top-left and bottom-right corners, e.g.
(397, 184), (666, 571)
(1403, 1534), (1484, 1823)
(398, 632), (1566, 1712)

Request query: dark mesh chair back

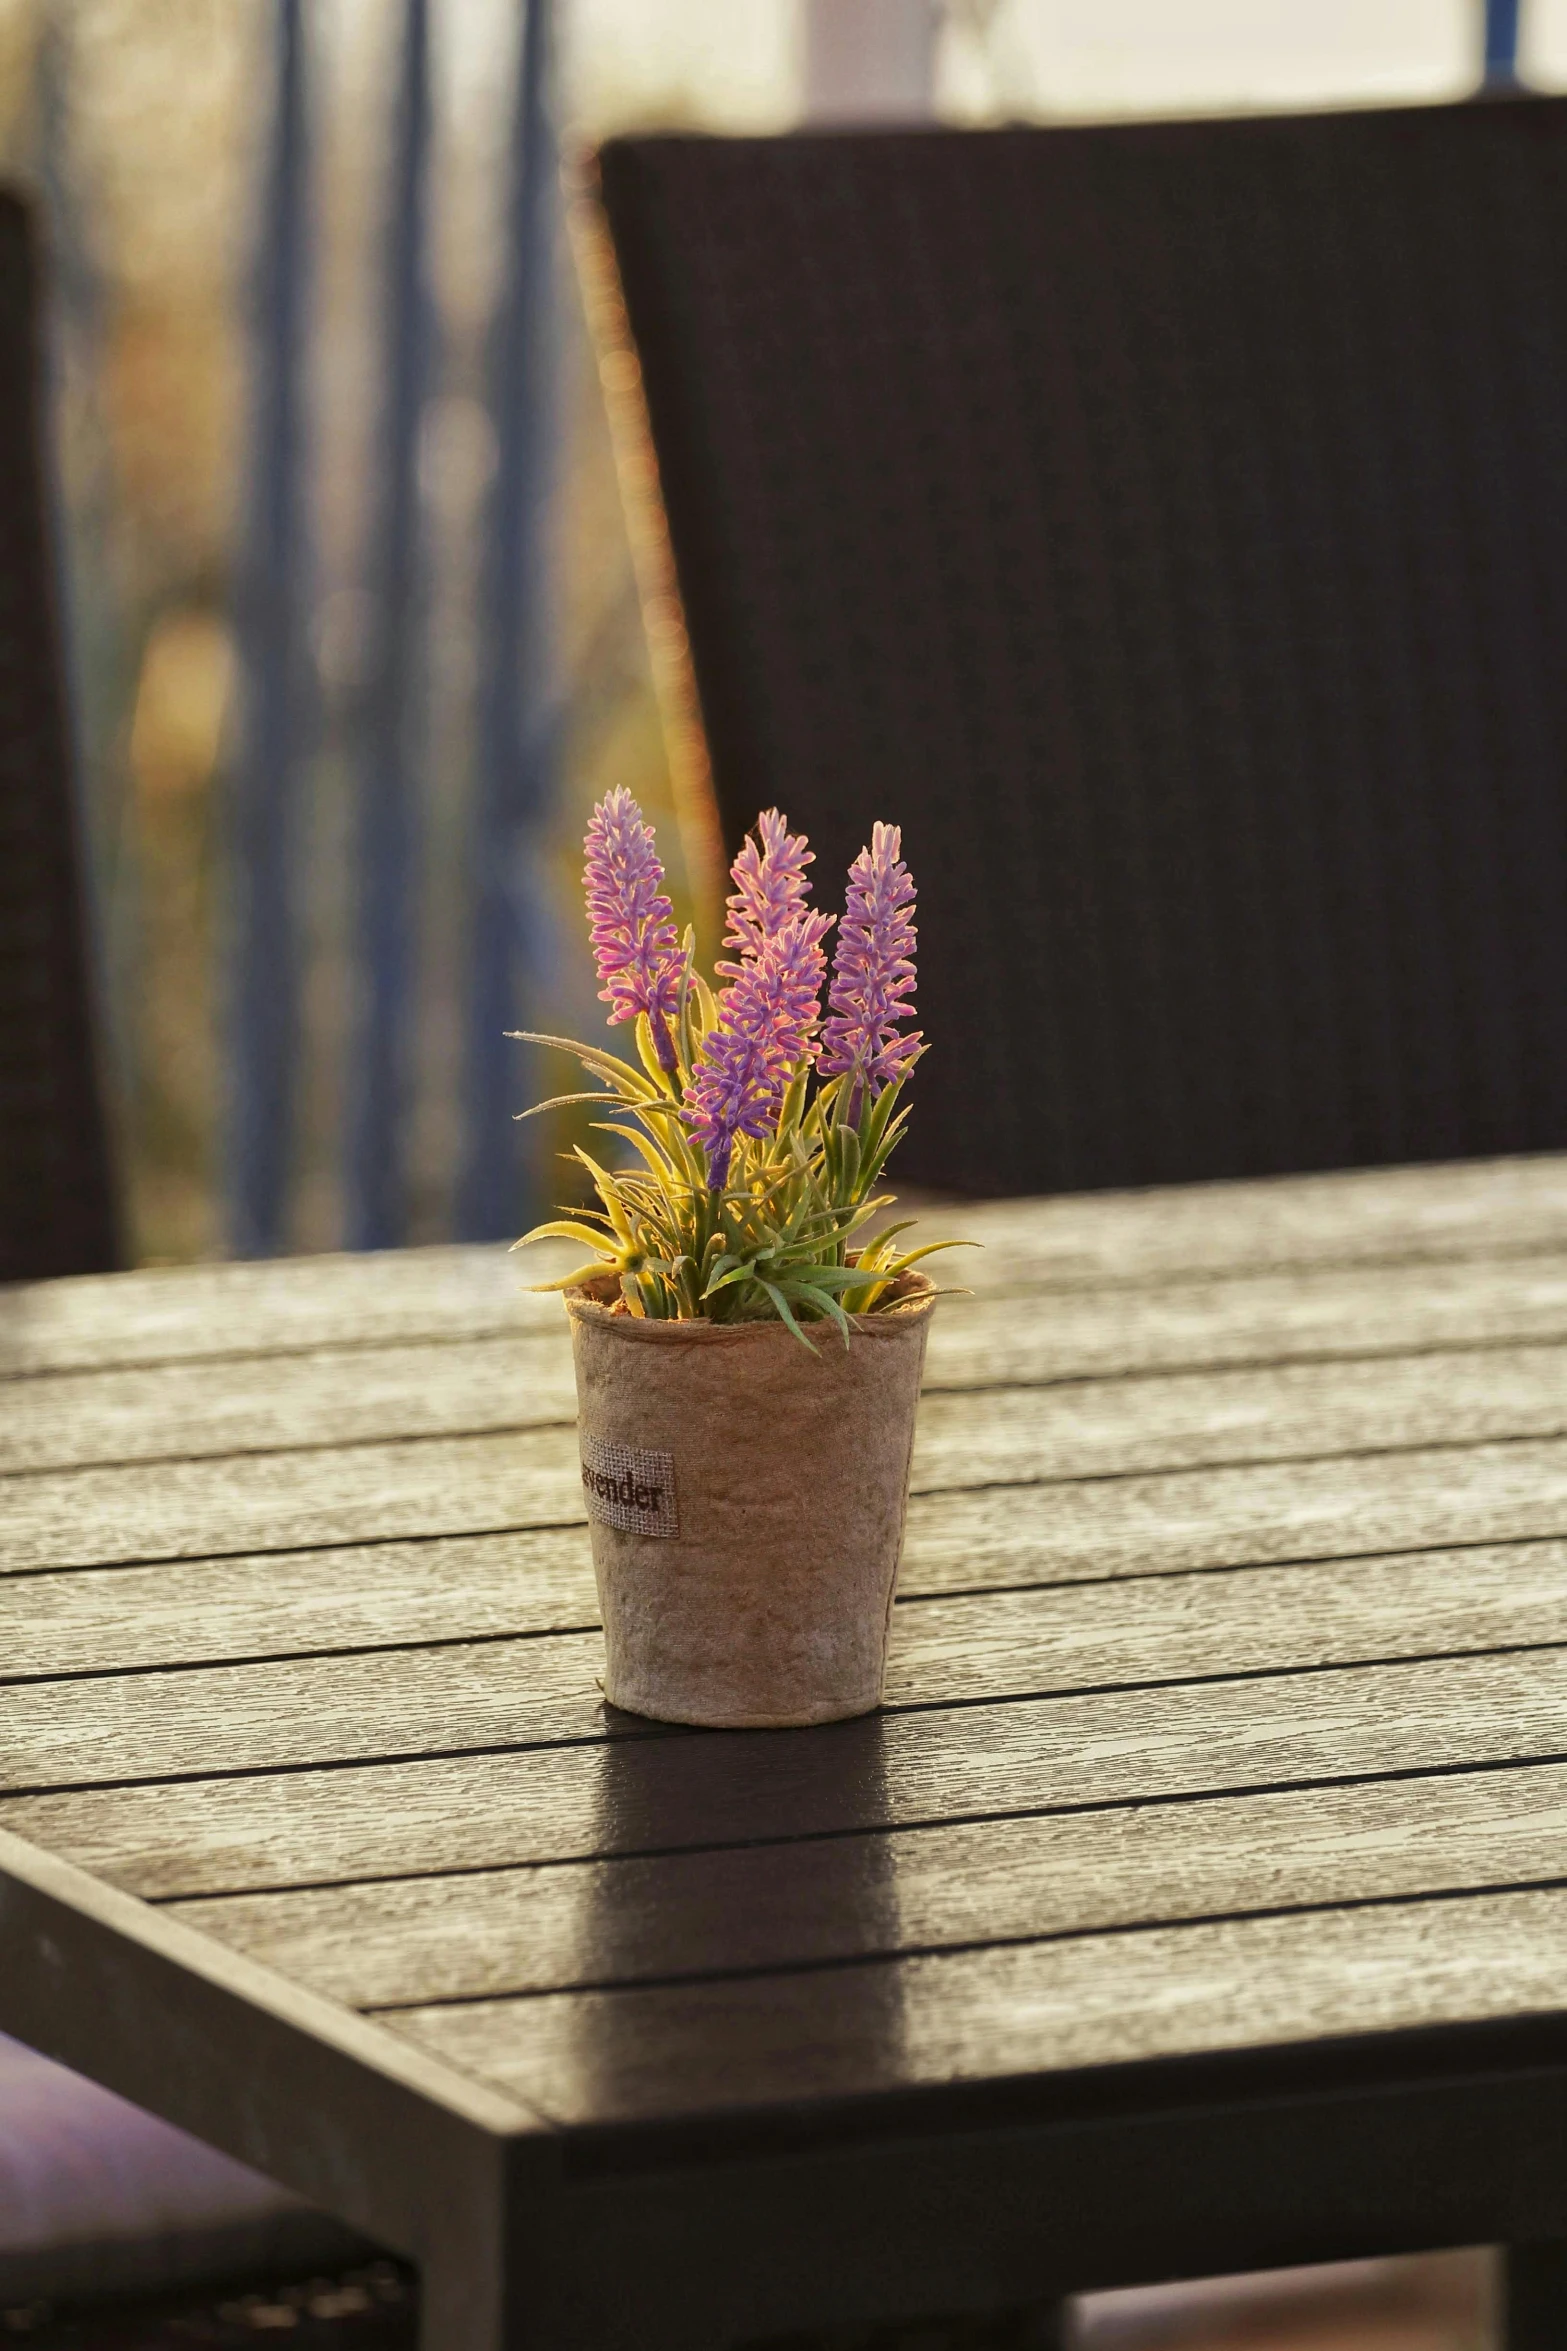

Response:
(0, 190), (118, 1278)
(599, 100), (1567, 1198)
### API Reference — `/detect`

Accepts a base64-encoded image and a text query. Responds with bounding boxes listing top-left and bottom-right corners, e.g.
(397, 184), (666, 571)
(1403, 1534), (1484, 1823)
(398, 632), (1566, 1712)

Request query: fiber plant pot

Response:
(566, 1272), (937, 1729)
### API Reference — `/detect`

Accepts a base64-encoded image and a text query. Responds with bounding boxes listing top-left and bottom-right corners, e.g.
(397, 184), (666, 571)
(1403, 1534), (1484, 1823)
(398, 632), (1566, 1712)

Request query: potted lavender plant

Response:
(516, 792), (956, 1729)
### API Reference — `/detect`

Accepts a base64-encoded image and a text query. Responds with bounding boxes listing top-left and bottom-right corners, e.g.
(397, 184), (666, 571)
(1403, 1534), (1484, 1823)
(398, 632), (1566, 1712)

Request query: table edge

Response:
(0, 1826), (551, 2256)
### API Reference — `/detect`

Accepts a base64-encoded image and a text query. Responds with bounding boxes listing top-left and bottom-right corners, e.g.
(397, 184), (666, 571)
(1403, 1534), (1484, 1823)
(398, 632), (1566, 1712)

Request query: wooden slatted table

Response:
(8, 1156), (1567, 2350)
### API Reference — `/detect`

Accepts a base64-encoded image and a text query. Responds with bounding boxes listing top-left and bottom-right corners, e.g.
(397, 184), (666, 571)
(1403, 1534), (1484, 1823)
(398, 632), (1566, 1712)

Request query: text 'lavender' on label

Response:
(580, 1433), (679, 1539)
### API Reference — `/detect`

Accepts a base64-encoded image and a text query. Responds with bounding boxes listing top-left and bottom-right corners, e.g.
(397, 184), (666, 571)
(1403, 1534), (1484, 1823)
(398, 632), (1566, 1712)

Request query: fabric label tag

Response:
(580, 1433), (679, 1539)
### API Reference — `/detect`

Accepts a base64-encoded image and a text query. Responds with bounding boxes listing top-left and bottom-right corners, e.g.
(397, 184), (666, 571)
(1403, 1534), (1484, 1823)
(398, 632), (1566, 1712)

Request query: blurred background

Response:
(6, 0), (1567, 1268)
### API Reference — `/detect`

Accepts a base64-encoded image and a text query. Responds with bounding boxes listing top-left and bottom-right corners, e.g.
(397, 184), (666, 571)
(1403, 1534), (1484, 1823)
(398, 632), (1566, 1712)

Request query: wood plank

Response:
(0, 1532), (600, 1679)
(170, 1758), (1567, 2010)
(886, 1544), (1567, 1705)
(947, 1154), (1567, 1289)
(0, 1631), (607, 1790)
(0, 1428), (584, 1573)
(21, 1342), (1567, 1573)
(0, 1244), (574, 1378)
(11, 1544), (1567, 1787)
(7, 1156), (1567, 1378)
(22, 1252), (1567, 1475)
(385, 1882), (1567, 2128)
(900, 1437), (1567, 1592)
(1, 1333), (576, 1475)
(10, 1646), (1567, 1899)
(933, 1252), (1567, 1387)
(907, 1342), (1567, 1489)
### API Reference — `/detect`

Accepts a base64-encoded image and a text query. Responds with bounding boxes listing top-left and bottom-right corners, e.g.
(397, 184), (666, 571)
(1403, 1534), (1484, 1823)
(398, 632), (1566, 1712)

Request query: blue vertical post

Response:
(457, 0), (557, 1243)
(228, 0), (313, 1257)
(347, 0), (431, 1251)
(1485, 0), (1521, 84)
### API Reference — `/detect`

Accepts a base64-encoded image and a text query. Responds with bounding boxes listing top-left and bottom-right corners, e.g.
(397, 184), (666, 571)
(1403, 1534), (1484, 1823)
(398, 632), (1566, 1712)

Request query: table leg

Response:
(1506, 2244), (1567, 2351)
(419, 2257), (504, 2351)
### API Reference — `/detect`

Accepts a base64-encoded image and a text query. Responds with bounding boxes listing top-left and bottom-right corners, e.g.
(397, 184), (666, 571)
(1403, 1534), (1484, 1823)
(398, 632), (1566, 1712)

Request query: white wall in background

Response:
(937, 0), (1474, 122)
(436, 0), (1507, 144)
(1522, 0), (1567, 84)
(550, 0), (1486, 140)
(560, 0), (801, 136)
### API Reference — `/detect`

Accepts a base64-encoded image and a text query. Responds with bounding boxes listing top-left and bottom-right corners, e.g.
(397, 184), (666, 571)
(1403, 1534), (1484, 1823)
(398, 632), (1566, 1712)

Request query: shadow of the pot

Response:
(552, 1706), (909, 2129)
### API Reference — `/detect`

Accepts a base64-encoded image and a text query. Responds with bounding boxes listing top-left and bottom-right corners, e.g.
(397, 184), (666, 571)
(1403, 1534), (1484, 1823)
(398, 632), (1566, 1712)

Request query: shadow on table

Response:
(562, 1707), (909, 2129)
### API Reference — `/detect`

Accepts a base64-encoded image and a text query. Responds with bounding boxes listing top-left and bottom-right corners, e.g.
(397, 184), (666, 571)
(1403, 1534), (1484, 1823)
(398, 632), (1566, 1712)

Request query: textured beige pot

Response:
(566, 1273), (936, 1728)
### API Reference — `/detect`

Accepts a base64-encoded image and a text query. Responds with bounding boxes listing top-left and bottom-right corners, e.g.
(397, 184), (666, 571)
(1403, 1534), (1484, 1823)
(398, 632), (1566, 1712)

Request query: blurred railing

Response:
(1488, 0), (1523, 84)
(231, 0), (557, 1254)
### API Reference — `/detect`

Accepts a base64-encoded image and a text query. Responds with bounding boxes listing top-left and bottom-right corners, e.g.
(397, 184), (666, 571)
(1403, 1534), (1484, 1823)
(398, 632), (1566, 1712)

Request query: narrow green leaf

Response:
(528, 1261), (617, 1293)
(513, 1091), (621, 1122)
(759, 1278), (818, 1352)
(506, 1030), (659, 1099)
(512, 1219), (616, 1251)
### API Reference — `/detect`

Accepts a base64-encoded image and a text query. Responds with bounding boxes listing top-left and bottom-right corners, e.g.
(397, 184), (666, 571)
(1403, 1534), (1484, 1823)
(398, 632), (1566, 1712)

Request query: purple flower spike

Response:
(583, 788), (684, 1072)
(820, 822), (921, 1117)
(723, 809), (815, 963)
(686, 907), (831, 1188)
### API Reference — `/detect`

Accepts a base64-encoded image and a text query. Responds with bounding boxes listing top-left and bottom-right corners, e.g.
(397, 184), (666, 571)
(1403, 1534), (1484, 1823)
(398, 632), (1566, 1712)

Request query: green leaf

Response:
(512, 1091), (620, 1122)
(886, 1238), (979, 1268)
(506, 1030), (659, 1100)
(574, 1146), (637, 1242)
(527, 1261), (617, 1293)
(512, 1219), (616, 1252)
(809, 1285), (854, 1346)
(758, 1278), (819, 1351)
(854, 1217), (917, 1268)
(590, 1121), (679, 1184)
